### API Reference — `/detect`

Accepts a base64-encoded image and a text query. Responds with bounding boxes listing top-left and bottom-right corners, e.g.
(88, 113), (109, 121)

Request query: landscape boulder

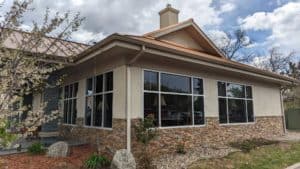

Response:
(47, 141), (69, 157)
(111, 149), (136, 169)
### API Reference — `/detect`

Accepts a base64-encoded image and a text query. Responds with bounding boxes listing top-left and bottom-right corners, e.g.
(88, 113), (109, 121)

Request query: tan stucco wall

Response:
(130, 60), (283, 118)
(65, 66), (126, 119)
(130, 66), (143, 119)
(159, 30), (204, 51)
(61, 56), (127, 119)
(53, 53), (282, 122)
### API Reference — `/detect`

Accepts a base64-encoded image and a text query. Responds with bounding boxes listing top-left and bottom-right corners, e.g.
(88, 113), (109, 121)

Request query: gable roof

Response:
(144, 19), (226, 58)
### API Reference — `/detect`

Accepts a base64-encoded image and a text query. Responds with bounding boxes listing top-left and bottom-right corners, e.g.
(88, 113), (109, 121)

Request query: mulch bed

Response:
(0, 144), (95, 169)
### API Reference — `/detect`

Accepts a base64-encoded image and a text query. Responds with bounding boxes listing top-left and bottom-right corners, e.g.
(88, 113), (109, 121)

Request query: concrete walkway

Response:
(286, 163), (300, 169)
(273, 131), (300, 142)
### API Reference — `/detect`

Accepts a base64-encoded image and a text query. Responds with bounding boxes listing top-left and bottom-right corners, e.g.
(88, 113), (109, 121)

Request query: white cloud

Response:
(207, 30), (229, 49)
(251, 55), (269, 68)
(239, 1), (300, 52)
(1, 0), (233, 43)
(72, 30), (105, 44)
(220, 3), (236, 13)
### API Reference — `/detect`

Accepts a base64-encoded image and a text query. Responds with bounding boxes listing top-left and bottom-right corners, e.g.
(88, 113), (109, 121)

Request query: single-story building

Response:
(14, 5), (299, 156)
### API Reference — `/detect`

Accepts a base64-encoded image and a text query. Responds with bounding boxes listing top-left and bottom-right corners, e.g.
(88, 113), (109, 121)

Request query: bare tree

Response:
(287, 62), (300, 80)
(212, 29), (254, 62)
(0, 0), (84, 146)
(254, 47), (296, 74)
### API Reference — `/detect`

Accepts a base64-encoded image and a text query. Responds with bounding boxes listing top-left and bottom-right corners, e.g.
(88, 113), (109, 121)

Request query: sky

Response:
(1, 0), (300, 62)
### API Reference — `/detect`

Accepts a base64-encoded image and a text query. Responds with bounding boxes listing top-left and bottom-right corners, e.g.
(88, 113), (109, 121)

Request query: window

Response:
(144, 70), (204, 127)
(85, 71), (113, 128)
(218, 81), (254, 124)
(62, 83), (78, 125)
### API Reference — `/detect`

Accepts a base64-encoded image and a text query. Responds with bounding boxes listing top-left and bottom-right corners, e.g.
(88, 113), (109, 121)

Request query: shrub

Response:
(0, 120), (17, 148)
(134, 116), (158, 145)
(229, 138), (279, 153)
(176, 142), (186, 154)
(134, 116), (158, 169)
(84, 154), (110, 169)
(27, 142), (45, 155)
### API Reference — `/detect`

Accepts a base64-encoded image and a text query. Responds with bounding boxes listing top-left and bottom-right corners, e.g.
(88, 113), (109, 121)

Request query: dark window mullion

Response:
(191, 78), (194, 125)
(91, 77), (95, 126)
(102, 74), (105, 127)
(158, 72), (161, 127)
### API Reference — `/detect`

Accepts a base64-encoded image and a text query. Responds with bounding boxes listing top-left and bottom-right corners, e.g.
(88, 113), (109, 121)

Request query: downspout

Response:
(280, 87), (287, 134)
(126, 45), (146, 153)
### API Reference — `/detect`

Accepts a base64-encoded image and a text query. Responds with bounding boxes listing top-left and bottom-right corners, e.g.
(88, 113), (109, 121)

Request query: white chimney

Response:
(159, 4), (180, 28)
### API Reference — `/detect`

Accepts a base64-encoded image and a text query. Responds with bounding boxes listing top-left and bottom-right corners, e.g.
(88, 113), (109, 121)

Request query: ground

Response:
(0, 145), (95, 169)
(1, 132), (300, 169)
(188, 141), (300, 169)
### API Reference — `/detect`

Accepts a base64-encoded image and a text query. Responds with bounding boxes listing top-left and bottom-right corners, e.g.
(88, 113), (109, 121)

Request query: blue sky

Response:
(207, 0), (300, 56)
(1, 0), (300, 62)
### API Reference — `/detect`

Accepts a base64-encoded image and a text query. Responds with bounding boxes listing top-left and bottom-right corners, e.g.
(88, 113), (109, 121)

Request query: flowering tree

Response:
(0, 0), (84, 147)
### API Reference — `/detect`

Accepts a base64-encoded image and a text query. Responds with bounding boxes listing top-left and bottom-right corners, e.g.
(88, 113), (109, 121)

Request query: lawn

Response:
(189, 141), (300, 169)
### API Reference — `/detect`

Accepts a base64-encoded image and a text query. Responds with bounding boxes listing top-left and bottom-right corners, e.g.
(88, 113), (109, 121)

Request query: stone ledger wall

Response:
(59, 118), (127, 157)
(59, 116), (284, 157)
(132, 116), (284, 156)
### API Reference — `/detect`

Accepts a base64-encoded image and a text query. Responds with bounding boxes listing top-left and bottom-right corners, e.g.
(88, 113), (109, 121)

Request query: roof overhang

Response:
(72, 34), (299, 86)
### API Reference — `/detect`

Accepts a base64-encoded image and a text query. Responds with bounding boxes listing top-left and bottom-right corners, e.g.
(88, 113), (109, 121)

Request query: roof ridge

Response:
(143, 18), (193, 36)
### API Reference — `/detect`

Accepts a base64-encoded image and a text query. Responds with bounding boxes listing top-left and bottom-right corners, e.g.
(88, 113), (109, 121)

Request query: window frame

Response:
(84, 70), (114, 130)
(217, 80), (255, 125)
(61, 82), (79, 126)
(143, 69), (205, 129)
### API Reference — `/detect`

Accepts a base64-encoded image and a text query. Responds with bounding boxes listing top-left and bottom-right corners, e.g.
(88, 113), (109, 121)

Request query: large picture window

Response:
(144, 70), (204, 127)
(63, 83), (78, 125)
(218, 81), (254, 124)
(85, 71), (113, 128)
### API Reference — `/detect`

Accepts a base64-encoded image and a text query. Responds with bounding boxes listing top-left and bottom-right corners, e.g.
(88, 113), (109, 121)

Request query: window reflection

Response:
(144, 93), (159, 126)
(85, 72), (113, 128)
(228, 99), (246, 123)
(93, 95), (102, 126)
(194, 96), (204, 125)
(144, 71), (158, 91)
(63, 83), (78, 125)
(161, 73), (191, 93)
(226, 83), (245, 98)
(144, 71), (204, 127)
(104, 93), (113, 128)
(218, 82), (226, 97)
(218, 81), (254, 124)
(85, 96), (92, 126)
(193, 78), (203, 95)
(161, 94), (192, 126)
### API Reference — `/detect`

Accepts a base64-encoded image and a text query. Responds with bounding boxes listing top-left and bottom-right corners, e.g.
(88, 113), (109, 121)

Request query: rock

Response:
(47, 141), (69, 157)
(111, 149), (136, 169)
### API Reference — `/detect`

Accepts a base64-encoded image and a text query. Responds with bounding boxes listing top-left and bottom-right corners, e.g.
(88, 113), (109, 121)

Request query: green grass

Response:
(229, 138), (279, 153)
(189, 142), (300, 169)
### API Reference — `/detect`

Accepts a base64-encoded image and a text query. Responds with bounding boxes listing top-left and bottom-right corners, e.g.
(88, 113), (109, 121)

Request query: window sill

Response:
(156, 124), (206, 129)
(219, 122), (255, 126)
(62, 123), (77, 127)
(83, 125), (113, 130)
